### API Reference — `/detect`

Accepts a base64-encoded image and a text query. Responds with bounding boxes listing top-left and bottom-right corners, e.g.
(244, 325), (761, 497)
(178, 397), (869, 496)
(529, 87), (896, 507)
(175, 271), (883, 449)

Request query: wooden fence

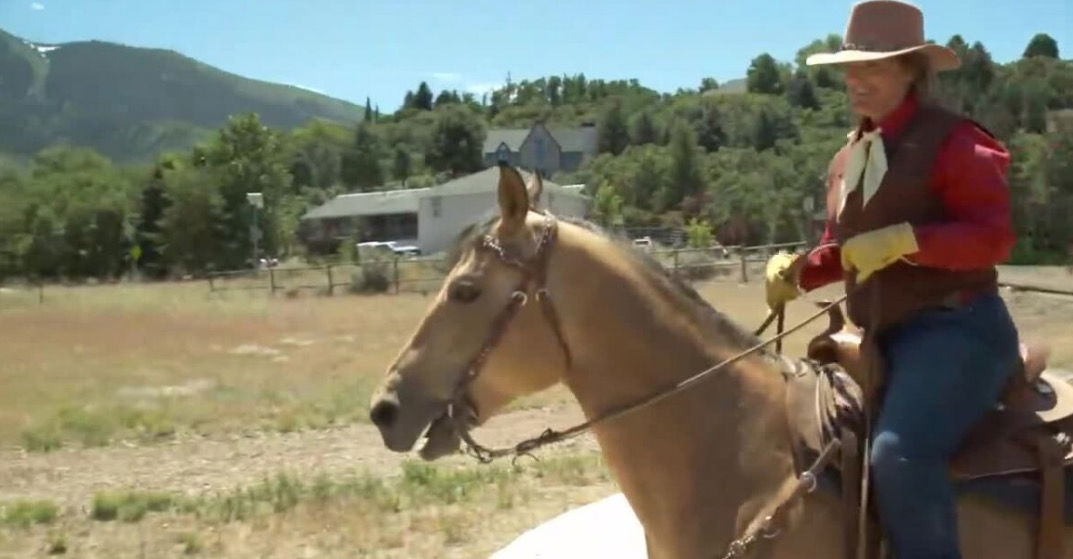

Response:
(205, 241), (810, 295)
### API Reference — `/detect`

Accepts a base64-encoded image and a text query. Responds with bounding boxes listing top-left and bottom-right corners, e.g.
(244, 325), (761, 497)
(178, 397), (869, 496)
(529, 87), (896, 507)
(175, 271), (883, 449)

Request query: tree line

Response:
(0, 32), (1069, 281)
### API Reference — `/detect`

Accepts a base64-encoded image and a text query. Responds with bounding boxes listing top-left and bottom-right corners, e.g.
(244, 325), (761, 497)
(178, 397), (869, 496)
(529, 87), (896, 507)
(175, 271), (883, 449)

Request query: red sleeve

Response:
(798, 221), (843, 291)
(909, 121), (1016, 269)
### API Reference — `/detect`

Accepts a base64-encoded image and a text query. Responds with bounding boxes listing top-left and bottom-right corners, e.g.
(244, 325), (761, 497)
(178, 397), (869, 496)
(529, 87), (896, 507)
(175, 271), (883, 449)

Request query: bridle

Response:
(442, 210), (848, 557)
(445, 210), (572, 457)
(445, 210), (844, 463)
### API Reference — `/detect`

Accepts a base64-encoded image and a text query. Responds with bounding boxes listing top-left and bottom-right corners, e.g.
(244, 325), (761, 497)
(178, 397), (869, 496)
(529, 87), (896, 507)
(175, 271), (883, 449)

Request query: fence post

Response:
(739, 250), (749, 283)
(326, 265), (334, 295)
(208, 274), (215, 293)
(673, 248), (680, 275)
(269, 268), (277, 293)
(38, 282), (44, 304)
(393, 258), (400, 294)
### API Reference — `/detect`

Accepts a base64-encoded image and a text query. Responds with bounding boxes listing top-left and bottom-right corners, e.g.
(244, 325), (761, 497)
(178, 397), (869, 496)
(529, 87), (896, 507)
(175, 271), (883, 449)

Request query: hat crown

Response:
(844, 0), (926, 52)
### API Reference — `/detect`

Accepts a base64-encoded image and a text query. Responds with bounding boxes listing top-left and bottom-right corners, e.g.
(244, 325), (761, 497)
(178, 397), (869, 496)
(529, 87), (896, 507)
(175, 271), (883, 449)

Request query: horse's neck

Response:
(549, 230), (798, 555)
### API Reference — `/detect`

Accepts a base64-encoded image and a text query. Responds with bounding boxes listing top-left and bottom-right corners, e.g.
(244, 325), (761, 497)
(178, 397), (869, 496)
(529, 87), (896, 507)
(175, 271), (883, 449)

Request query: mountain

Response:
(0, 28), (362, 162)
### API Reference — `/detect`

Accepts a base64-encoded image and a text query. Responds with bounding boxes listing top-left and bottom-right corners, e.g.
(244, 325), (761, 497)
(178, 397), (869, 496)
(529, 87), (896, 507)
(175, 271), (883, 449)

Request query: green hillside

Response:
(0, 28), (361, 162)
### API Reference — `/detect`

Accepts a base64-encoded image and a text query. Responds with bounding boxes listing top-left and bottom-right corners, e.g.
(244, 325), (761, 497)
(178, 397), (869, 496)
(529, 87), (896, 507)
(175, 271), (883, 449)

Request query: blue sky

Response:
(2, 0), (1069, 111)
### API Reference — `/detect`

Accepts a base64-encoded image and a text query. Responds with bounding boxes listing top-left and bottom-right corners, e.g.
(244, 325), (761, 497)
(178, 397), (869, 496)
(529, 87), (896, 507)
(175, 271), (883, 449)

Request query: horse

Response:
(369, 163), (1073, 558)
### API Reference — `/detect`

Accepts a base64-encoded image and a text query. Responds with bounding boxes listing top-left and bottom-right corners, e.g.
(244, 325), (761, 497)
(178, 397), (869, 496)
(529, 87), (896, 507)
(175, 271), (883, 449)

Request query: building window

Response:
(430, 196), (442, 218)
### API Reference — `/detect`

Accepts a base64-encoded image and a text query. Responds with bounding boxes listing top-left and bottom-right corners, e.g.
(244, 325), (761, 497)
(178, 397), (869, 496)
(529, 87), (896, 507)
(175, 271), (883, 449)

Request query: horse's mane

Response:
(449, 213), (765, 353)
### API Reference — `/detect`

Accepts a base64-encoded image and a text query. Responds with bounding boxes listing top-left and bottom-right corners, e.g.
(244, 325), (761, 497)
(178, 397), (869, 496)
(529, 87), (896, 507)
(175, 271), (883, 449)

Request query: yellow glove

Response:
(765, 251), (803, 310)
(840, 222), (919, 283)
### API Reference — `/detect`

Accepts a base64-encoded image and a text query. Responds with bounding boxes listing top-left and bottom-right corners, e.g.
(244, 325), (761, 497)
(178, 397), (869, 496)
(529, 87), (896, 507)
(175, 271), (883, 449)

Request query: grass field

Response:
(0, 265), (1070, 557)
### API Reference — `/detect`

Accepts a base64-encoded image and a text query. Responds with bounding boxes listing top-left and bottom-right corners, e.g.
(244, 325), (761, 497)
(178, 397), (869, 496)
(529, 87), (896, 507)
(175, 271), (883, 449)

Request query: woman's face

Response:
(843, 57), (915, 122)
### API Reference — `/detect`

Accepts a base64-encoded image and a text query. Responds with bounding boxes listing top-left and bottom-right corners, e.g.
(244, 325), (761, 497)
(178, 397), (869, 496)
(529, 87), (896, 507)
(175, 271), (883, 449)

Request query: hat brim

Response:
(805, 44), (960, 72)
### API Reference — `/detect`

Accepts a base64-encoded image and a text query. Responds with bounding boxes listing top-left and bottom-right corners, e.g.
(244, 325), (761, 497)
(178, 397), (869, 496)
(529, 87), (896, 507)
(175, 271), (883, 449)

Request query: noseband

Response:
(446, 212), (572, 456)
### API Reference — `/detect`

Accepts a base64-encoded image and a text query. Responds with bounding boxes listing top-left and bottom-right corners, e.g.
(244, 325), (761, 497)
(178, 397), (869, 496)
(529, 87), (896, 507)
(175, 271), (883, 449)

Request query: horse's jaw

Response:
(418, 412), (462, 460)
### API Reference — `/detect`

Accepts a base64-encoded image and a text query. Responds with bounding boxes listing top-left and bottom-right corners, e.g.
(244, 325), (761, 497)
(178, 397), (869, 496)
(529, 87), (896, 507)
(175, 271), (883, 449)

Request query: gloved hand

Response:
(840, 222), (919, 283)
(765, 251), (803, 310)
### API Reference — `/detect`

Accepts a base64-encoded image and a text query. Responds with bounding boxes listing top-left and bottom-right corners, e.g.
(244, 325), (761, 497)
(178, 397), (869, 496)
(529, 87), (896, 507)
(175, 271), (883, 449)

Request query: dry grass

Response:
(0, 452), (614, 558)
(2, 267), (1071, 452)
(0, 265), (1070, 557)
(0, 281), (439, 450)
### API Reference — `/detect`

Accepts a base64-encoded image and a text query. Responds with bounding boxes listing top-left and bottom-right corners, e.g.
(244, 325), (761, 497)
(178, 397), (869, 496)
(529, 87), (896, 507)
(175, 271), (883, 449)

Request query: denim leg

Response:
(869, 293), (1020, 559)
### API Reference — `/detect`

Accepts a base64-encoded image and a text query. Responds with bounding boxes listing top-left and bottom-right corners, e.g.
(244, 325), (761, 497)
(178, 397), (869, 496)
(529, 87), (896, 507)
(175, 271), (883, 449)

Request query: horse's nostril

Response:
(370, 400), (399, 428)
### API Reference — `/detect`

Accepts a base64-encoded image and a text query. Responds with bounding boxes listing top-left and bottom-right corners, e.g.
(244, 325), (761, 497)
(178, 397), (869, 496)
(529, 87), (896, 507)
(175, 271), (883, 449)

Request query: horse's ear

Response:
(497, 162), (529, 229)
(527, 171), (543, 208)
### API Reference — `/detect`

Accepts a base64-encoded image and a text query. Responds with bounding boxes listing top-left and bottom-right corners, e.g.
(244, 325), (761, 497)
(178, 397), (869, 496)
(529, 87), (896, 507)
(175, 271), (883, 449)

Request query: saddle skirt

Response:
(787, 303), (1073, 481)
(783, 302), (1073, 559)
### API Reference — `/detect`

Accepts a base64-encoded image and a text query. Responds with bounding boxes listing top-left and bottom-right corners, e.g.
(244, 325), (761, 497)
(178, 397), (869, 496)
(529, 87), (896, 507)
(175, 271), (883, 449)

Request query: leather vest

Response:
(826, 104), (999, 333)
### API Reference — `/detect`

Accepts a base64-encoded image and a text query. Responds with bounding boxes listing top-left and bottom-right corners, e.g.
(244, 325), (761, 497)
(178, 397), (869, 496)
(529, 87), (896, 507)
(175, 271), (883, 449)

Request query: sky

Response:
(2, 0), (1070, 111)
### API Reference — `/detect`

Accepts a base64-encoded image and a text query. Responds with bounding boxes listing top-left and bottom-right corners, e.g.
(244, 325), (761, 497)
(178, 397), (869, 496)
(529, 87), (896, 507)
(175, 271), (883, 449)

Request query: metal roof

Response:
(482, 129), (531, 154)
(302, 168), (589, 220)
(482, 125), (598, 155)
(429, 167), (586, 199)
(301, 188), (429, 219)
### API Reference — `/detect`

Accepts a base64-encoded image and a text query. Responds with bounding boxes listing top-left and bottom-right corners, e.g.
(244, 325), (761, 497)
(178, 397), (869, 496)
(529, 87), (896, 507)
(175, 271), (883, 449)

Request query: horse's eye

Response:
(449, 280), (481, 303)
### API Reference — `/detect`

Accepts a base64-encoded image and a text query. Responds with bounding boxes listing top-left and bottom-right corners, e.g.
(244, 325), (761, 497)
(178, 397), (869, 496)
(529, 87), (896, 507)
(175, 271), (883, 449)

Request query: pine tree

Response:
(392, 146), (412, 183)
(694, 105), (727, 152)
(435, 90), (457, 107)
(134, 159), (174, 278)
(752, 108), (778, 151)
(342, 122), (384, 190)
(787, 72), (820, 110)
(415, 82), (434, 110)
(597, 99), (630, 155)
(746, 53), (783, 94)
(1024, 33), (1060, 59)
(667, 120), (705, 210)
(630, 111), (659, 146)
(364, 97), (373, 121)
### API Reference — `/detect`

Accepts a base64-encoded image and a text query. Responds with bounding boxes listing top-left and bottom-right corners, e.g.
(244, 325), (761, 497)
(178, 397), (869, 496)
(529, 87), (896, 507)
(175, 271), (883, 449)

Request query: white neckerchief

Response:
(838, 127), (888, 217)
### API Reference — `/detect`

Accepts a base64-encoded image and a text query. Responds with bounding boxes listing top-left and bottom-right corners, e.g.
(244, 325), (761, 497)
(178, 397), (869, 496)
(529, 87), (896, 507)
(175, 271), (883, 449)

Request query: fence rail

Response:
(205, 241), (810, 295)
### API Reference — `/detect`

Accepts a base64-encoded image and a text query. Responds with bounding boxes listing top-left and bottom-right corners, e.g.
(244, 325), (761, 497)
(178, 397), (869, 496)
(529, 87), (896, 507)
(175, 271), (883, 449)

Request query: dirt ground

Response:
(0, 267), (1070, 557)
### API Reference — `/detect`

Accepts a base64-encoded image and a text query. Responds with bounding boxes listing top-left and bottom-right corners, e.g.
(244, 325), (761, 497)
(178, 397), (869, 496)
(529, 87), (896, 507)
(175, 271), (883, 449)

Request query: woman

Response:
(765, 1), (1021, 557)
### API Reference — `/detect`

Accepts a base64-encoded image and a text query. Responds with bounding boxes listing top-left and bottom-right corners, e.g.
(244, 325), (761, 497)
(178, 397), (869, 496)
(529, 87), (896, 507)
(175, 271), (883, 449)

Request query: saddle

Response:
(787, 302), (1073, 559)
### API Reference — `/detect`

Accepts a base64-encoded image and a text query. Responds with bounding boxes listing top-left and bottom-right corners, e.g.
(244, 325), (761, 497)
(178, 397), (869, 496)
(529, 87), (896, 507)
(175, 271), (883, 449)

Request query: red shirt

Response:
(798, 94), (1016, 291)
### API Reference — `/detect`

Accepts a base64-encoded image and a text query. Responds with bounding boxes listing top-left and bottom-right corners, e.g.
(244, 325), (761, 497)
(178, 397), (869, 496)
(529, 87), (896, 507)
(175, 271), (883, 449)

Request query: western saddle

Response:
(786, 301), (1073, 559)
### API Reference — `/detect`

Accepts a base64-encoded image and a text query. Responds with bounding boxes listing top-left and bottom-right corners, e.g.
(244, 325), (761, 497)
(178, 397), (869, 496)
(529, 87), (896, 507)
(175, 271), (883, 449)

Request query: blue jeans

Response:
(870, 291), (1021, 559)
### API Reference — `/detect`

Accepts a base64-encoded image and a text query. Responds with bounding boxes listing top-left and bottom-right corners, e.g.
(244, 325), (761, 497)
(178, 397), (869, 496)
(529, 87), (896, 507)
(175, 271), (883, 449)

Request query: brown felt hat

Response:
(806, 0), (961, 72)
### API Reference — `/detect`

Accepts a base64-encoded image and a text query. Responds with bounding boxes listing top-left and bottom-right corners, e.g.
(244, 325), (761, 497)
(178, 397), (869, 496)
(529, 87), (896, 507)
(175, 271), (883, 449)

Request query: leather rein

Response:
(446, 211), (846, 464)
(444, 211), (849, 557)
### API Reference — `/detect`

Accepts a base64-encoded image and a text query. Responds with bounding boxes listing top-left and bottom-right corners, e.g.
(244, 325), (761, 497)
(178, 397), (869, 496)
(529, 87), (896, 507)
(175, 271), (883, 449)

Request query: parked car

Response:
(356, 241), (421, 260)
(631, 236), (654, 251)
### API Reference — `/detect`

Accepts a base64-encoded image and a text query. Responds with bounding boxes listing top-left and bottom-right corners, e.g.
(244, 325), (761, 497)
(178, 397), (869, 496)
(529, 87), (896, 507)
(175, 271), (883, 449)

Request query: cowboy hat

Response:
(806, 0), (961, 72)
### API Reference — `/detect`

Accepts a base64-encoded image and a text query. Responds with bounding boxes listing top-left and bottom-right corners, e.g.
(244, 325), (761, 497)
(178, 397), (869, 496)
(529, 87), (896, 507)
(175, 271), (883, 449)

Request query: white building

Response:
(300, 167), (590, 256)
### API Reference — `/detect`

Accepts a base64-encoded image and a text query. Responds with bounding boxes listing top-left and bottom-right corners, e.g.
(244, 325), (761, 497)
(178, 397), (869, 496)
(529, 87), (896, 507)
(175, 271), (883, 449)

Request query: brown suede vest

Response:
(827, 104), (999, 333)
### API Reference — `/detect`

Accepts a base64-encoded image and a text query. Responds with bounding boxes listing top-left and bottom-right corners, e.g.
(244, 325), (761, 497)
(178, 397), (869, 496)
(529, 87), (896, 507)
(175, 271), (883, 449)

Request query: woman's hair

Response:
(897, 51), (935, 101)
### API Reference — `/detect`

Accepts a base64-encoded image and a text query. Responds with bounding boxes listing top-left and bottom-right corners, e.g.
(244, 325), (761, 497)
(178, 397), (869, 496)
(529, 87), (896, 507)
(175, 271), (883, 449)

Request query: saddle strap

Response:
(840, 427), (860, 559)
(1036, 433), (1066, 559)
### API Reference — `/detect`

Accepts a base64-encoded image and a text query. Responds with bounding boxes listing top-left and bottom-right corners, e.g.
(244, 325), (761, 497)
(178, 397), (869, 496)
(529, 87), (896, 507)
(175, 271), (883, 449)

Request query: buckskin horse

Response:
(369, 163), (1073, 558)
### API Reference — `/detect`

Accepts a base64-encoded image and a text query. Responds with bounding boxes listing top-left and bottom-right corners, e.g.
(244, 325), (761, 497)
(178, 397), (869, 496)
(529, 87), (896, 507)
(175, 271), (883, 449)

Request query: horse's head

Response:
(369, 164), (572, 460)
